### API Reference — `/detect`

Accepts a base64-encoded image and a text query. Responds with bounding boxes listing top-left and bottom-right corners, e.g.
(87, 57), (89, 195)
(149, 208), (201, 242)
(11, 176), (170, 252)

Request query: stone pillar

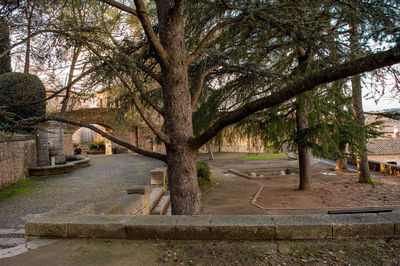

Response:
(36, 130), (50, 166)
(45, 121), (66, 164)
(105, 128), (113, 155)
(105, 139), (112, 155)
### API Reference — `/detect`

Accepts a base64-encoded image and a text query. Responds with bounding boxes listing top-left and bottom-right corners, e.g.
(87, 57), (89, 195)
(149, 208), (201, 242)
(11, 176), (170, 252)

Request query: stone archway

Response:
(60, 108), (138, 155)
(58, 107), (166, 155)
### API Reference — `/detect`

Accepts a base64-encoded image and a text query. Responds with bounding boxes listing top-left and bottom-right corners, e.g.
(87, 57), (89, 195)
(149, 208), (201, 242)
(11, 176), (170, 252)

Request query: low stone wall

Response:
(368, 160), (400, 177)
(0, 135), (37, 189)
(25, 212), (400, 240)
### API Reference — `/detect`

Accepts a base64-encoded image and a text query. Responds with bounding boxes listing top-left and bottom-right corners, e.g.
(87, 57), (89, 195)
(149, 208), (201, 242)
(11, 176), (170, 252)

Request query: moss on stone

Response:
(0, 178), (36, 201)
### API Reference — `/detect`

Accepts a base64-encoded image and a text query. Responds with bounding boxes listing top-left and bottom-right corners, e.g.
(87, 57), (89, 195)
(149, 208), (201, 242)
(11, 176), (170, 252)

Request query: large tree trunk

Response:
(0, 16), (11, 74)
(352, 74), (372, 183)
(349, 14), (372, 183)
(335, 141), (348, 171)
(296, 94), (312, 190)
(157, 0), (201, 214)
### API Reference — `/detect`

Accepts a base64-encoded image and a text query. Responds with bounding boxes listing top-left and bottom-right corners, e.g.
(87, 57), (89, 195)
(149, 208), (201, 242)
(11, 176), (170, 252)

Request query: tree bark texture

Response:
(60, 46), (81, 117)
(0, 17), (11, 74)
(335, 142), (348, 171)
(352, 74), (372, 183)
(296, 94), (312, 190)
(350, 15), (372, 183)
(156, 0), (201, 214)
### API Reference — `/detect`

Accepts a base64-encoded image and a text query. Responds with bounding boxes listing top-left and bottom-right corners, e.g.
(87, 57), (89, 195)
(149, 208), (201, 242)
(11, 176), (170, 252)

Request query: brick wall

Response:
(0, 135), (37, 189)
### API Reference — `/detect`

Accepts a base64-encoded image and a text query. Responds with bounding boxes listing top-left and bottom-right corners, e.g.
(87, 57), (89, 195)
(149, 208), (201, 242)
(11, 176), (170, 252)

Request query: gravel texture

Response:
(0, 154), (163, 228)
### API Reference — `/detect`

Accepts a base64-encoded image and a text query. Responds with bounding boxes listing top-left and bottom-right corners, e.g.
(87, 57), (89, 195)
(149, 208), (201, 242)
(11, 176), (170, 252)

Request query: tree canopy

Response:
(1, 0), (400, 214)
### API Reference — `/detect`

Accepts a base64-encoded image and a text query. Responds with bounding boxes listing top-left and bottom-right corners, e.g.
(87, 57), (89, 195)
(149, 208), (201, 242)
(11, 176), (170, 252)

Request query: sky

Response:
(363, 95), (400, 112)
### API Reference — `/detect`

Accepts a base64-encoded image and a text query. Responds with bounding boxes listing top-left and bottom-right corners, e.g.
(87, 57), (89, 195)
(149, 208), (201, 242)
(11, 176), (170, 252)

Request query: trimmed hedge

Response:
(0, 72), (46, 131)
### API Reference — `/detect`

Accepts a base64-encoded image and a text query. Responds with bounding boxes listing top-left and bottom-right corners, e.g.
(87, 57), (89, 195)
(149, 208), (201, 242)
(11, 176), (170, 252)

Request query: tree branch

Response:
(45, 115), (167, 162)
(191, 64), (219, 111)
(98, 0), (138, 16)
(0, 29), (60, 59)
(188, 15), (244, 64)
(134, 0), (168, 66)
(190, 46), (400, 149)
(45, 68), (95, 101)
(84, 41), (170, 144)
(134, 61), (162, 83)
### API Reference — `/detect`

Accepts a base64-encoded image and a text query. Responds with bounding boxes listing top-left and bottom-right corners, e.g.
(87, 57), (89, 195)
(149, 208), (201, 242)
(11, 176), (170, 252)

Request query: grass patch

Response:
(0, 179), (36, 201)
(240, 153), (287, 160)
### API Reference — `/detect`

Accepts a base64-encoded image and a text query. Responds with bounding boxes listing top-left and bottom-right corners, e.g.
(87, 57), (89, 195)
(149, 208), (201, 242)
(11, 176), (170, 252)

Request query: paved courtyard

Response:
(0, 154), (163, 229)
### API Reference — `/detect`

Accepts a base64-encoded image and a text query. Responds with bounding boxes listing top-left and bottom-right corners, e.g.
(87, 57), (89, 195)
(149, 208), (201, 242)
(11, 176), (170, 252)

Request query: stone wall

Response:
(64, 134), (74, 155)
(0, 135), (37, 189)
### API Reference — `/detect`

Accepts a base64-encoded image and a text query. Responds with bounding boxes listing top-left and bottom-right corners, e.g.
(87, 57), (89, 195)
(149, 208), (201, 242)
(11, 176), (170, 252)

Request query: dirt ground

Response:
(1, 238), (400, 265)
(202, 155), (400, 214)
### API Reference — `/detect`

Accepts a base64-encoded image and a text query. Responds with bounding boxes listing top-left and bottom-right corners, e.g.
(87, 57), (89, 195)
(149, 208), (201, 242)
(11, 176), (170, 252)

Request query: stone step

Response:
(92, 194), (147, 215)
(119, 194), (148, 215)
(149, 186), (166, 211)
(0, 238), (26, 249)
(0, 229), (25, 238)
(151, 191), (170, 215)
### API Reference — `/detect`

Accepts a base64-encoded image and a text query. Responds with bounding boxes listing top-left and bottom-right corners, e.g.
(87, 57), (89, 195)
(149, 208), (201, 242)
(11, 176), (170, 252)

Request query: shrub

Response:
(197, 161), (211, 182)
(0, 72), (46, 131)
(88, 140), (105, 151)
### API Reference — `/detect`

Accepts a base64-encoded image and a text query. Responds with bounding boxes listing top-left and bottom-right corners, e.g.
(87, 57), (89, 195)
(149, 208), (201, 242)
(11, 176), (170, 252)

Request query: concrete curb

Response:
(25, 212), (400, 241)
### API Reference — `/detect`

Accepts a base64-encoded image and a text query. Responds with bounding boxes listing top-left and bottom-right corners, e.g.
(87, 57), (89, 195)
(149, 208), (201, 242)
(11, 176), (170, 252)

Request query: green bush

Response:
(0, 72), (46, 131)
(197, 161), (211, 182)
(88, 140), (105, 151)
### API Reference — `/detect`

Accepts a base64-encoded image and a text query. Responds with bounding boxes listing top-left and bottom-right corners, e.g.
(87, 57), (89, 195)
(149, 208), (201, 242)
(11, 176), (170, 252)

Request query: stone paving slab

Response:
(330, 214), (394, 239)
(25, 213), (400, 241)
(0, 238), (26, 248)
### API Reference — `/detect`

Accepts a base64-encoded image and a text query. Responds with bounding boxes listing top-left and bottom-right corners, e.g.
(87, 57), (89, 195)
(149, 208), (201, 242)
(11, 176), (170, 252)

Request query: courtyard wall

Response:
(0, 135), (37, 189)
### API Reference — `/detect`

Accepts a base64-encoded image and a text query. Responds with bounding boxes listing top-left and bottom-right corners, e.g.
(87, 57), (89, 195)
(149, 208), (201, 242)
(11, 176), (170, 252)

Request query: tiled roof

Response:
(367, 138), (400, 155)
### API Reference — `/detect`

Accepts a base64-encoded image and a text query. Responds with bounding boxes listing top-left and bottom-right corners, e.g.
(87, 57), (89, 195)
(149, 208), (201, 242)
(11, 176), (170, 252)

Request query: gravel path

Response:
(0, 154), (163, 228)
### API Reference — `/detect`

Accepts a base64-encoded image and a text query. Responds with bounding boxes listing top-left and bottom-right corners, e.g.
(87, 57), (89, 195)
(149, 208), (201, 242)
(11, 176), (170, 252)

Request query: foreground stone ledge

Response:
(210, 215), (276, 240)
(331, 214), (394, 239)
(25, 213), (400, 240)
(126, 215), (179, 239)
(378, 212), (400, 236)
(67, 214), (133, 239)
(176, 215), (212, 240)
(271, 214), (332, 240)
(25, 215), (75, 238)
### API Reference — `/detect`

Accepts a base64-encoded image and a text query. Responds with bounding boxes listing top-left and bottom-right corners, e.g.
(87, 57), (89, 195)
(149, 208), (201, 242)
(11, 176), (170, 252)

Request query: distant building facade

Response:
(367, 138), (400, 165)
